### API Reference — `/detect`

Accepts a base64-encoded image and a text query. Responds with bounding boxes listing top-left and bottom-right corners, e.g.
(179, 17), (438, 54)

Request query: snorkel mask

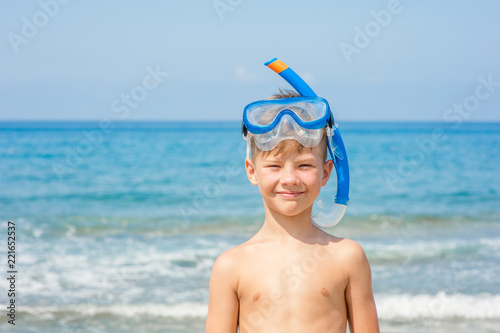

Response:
(242, 58), (350, 228)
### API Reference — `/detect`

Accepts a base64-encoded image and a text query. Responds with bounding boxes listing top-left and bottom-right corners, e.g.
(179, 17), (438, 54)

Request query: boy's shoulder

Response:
(326, 236), (367, 259)
(312, 234), (369, 268)
(212, 236), (266, 269)
(209, 240), (257, 289)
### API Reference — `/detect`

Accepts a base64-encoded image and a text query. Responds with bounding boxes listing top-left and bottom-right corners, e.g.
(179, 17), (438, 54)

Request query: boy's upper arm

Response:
(205, 250), (239, 333)
(344, 241), (380, 333)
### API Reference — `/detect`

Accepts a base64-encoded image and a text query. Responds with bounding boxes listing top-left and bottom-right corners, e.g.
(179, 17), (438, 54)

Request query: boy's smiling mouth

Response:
(276, 190), (304, 199)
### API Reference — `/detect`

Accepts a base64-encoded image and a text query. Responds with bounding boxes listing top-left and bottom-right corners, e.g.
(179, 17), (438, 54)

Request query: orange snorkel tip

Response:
(265, 58), (289, 74)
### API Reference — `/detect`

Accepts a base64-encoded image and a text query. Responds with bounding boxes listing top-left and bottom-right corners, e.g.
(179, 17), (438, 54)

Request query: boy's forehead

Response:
(257, 146), (321, 161)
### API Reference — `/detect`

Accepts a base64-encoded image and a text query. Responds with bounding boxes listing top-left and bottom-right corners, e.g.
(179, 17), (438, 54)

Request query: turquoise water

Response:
(1, 121), (500, 332)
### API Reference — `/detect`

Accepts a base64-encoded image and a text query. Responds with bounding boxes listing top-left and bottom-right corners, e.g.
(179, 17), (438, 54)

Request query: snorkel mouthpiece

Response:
(264, 58), (350, 228)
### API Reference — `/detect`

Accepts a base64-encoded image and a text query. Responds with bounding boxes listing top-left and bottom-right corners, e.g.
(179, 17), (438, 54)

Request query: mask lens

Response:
(253, 114), (323, 151)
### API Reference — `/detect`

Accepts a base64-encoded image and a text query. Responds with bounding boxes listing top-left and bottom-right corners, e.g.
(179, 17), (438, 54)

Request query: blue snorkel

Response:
(264, 58), (350, 228)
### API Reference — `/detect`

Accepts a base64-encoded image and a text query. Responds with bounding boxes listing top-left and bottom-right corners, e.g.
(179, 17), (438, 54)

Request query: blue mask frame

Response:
(243, 96), (333, 134)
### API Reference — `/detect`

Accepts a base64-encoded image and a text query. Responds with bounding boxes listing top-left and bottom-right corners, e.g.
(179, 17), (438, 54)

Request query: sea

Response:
(1, 121), (499, 332)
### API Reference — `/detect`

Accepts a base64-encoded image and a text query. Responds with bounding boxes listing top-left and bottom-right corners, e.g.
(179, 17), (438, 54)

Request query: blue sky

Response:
(1, 0), (499, 121)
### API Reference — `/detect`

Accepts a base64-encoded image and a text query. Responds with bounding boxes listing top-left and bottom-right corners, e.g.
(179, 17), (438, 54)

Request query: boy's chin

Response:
(268, 203), (313, 218)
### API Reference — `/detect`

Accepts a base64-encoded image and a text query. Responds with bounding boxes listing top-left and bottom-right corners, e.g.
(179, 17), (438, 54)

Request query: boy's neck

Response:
(260, 205), (321, 242)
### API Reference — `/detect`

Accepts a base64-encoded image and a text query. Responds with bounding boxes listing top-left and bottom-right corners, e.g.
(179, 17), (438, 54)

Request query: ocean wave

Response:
(21, 303), (208, 319)
(365, 237), (500, 263)
(14, 211), (500, 239)
(18, 293), (500, 321)
(376, 292), (500, 320)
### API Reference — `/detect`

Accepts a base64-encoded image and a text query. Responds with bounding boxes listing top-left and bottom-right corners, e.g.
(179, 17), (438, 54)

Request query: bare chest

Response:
(236, 247), (347, 332)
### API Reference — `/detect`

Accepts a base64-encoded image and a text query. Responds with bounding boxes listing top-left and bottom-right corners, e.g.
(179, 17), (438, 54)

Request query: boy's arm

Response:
(344, 241), (380, 333)
(205, 251), (239, 333)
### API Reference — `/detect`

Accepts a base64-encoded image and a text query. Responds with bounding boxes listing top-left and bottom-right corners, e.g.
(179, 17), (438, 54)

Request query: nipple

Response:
(320, 288), (329, 297)
(253, 292), (261, 301)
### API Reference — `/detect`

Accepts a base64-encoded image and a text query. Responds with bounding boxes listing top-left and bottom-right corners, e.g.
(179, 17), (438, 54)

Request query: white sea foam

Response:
(18, 293), (500, 321)
(365, 237), (498, 262)
(376, 292), (500, 320)
(479, 237), (500, 251)
(21, 302), (208, 319)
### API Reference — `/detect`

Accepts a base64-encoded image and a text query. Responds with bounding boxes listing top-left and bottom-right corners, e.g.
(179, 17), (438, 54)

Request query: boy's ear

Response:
(321, 159), (334, 187)
(245, 158), (259, 185)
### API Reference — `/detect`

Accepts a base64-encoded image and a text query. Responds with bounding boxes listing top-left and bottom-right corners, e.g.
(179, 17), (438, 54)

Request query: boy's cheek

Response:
(304, 170), (323, 182)
(258, 170), (279, 180)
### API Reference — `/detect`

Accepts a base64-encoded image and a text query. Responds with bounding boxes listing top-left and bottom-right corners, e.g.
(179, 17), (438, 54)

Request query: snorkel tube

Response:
(264, 58), (350, 228)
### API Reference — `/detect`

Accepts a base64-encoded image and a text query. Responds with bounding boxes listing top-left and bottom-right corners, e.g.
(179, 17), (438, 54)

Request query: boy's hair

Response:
(249, 89), (329, 163)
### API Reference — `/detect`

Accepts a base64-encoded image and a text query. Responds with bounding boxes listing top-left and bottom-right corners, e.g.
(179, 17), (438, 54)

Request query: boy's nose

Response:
(280, 166), (300, 186)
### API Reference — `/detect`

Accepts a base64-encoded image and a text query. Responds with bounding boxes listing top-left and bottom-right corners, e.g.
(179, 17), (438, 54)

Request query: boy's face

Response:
(245, 146), (334, 218)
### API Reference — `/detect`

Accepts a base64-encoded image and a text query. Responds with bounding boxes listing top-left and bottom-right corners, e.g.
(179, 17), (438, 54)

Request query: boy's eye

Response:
(265, 164), (280, 168)
(299, 164), (313, 168)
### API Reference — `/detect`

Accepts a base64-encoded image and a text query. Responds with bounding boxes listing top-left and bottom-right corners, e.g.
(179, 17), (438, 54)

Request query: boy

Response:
(206, 61), (379, 333)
